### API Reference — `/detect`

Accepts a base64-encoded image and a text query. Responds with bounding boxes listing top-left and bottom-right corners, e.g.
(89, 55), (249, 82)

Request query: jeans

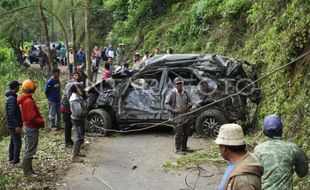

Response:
(24, 127), (39, 159)
(49, 101), (61, 129)
(62, 113), (73, 145)
(8, 128), (22, 164)
(72, 119), (85, 143)
(174, 123), (191, 150)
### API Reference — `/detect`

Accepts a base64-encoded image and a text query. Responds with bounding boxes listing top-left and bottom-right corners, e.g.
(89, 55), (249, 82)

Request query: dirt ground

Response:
(57, 130), (223, 190)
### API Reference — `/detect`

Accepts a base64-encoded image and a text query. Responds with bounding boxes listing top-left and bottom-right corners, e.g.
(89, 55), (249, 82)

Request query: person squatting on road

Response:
(254, 114), (309, 190)
(216, 124), (264, 190)
(165, 77), (192, 155)
(60, 72), (82, 148)
(18, 79), (45, 176)
(5, 80), (23, 165)
(69, 84), (87, 163)
(45, 68), (61, 131)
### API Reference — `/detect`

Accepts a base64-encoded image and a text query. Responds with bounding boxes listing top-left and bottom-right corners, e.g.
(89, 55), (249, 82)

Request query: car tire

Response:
(195, 110), (227, 139)
(88, 109), (112, 136)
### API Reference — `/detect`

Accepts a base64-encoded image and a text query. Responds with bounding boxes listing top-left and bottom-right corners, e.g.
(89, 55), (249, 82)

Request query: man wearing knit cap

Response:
(254, 114), (308, 190)
(216, 123), (264, 190)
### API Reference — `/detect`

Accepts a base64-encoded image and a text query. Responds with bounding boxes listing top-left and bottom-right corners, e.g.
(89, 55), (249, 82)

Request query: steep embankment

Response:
(104, 0), (309, 188)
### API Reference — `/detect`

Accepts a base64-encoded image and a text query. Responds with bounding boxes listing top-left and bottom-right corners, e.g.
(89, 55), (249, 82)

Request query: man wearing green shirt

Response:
(254, 114), (309, 190)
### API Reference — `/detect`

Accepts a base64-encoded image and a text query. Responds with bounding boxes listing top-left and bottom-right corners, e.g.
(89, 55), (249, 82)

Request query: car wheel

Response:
(88, 109), (112, 136)
(195, 110), (227, 138)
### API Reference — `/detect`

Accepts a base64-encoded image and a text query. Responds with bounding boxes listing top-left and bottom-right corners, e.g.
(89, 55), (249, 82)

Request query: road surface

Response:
(57, 130), (223, 190)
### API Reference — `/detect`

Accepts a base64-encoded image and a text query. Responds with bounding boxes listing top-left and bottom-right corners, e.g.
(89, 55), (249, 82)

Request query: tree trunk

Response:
(38, 0), (53, 71)
(38, 1), (52, 71)
(70, 0), (77, 72)
(42, 7), (71, 76)
(85, 0), (92, 84)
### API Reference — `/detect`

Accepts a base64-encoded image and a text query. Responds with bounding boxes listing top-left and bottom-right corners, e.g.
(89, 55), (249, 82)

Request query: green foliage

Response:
(0, 46), (49, 139)
(106, 0), (310, 188)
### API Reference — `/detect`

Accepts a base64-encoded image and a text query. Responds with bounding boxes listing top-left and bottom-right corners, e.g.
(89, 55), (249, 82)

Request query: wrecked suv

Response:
(85, 54), (260, 138)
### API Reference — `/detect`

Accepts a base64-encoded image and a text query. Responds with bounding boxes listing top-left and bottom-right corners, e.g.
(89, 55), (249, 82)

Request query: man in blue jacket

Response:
(45, 68), (61, 130)
(5, 80), (23, 165)
(76, 47), (86, 66)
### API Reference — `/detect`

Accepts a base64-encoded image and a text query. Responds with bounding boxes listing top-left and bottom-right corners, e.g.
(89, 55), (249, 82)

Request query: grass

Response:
(162, 142), (225, 170)
(161, 135), (264, 170)
(0, 131), (72, 190)
(0, 53), (74, 189)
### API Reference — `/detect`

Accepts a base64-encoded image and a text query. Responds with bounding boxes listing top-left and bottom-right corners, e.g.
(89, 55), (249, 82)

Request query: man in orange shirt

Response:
(18, 79), (45, 176)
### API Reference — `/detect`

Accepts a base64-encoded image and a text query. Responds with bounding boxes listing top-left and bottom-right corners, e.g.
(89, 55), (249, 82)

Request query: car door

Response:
(118, 70), (164, 120)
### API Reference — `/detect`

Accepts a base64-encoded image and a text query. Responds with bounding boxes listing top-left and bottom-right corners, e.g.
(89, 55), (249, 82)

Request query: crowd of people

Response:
(5, 68), (89, 176)
(17, 42), (174, 83)
(5, 44), (308, 189)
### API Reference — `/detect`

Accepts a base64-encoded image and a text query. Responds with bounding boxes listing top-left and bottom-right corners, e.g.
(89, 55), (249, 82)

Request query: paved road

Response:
(57, 131), (223, 190)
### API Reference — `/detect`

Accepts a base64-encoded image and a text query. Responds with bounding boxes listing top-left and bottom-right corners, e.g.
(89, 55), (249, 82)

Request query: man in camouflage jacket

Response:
(254, 114), (309, 190)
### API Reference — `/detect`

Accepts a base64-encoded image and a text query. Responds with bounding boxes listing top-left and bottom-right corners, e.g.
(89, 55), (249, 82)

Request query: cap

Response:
(263, 114), (283, 137)
(173, 77), (183, 84)
(7, 80), (22, 89)
(134, 52), (140, 56)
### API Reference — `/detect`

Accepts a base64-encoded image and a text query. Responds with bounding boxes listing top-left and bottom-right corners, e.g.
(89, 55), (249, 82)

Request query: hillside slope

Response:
(104, 0), (310, 188)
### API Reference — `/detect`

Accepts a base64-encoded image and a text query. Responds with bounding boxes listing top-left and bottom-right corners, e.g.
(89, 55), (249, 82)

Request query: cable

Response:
(87, 49), (310, 134)
(184, 165), (215, 190)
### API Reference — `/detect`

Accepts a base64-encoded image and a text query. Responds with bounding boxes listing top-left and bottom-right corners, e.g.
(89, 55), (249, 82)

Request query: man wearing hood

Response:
(5, 80), (23, 165)
(216, 124), (264, 190)
(254, 115), (308, 190)
(18, 79), (45, 176)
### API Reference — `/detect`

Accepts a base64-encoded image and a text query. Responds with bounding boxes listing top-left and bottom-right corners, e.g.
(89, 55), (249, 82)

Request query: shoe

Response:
(10, 161), (20, 165)
(22, 158), (33, 176)
(182, 147), (194, 153)
(175, 150), (186, 155)
(49, 128), (58, 131)
(65, 144), (73, 148)
(77, 152), (86, 157)
(72, 156), (84, 163)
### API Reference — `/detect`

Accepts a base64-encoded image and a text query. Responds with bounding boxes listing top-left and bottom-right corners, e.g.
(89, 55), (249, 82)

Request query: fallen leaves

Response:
(0, 131), (73, 190)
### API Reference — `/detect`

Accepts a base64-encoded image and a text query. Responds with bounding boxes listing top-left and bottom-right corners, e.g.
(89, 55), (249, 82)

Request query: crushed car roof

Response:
(141, 54), (248, 78)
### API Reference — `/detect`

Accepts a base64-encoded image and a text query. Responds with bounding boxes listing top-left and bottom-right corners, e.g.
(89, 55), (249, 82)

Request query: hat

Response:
(173, 77), (183, 84)
(215, 124), (246, 146)
(7, 80), (22, 89)
(263, 114), (283, 137)
(134, 52), (140, 56)
(119, 43), (125, 46)
(21, 79), (37, 93)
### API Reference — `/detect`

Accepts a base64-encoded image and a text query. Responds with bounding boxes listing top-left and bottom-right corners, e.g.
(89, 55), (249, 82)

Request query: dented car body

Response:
(85, 54), (260, 138)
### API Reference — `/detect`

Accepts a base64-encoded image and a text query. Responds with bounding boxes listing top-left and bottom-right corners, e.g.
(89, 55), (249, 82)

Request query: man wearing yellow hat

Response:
(18, 79), (45, 176)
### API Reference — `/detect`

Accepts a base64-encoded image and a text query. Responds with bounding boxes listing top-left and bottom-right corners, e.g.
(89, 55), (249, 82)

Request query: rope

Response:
(184, 165), (215, 190)
(87, 50), (310, 134)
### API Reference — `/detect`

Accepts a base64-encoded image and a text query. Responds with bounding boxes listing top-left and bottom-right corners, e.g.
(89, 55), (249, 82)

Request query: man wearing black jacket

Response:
(5, 80), (23, 165)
